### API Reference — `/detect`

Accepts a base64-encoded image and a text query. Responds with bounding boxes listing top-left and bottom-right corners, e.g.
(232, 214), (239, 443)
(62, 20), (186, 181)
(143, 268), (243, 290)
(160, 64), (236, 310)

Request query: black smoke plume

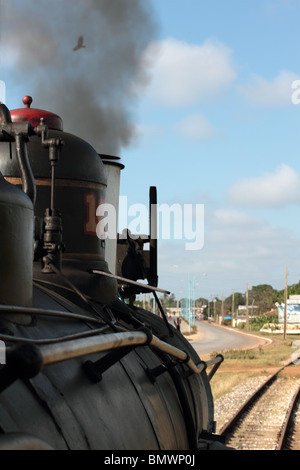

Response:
(0, 0), (157, 154)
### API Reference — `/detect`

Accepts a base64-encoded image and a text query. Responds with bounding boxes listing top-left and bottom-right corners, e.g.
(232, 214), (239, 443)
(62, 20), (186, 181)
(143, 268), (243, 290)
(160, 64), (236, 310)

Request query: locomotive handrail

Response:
(15, 133), (36, 205)
(92, 269), (170, 294)
(41, 331), (147, 365)
(39, 330), (223, 377)
(0, 307), (223, 379)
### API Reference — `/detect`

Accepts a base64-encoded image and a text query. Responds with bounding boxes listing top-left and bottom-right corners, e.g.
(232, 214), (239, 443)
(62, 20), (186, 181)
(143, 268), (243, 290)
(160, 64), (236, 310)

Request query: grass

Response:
(207, 333), (300, 400)
(210, 370), (266, 400)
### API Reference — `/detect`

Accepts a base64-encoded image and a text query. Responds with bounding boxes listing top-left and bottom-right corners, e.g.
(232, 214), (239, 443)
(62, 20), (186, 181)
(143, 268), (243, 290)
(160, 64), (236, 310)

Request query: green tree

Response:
(225, 292), (245, 314)
(160, 293), (177, 308)
(249, 284), (277, 314)
(276, 280), (300, 304)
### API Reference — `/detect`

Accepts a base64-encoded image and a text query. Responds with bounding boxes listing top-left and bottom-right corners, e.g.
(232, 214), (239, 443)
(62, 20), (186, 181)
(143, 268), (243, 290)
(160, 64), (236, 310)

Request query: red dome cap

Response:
(10, 96), (63, 131)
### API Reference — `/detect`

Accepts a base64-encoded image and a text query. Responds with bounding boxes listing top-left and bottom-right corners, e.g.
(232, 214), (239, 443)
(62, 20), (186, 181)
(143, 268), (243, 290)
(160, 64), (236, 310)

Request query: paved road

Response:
(185, 320), (268, 356)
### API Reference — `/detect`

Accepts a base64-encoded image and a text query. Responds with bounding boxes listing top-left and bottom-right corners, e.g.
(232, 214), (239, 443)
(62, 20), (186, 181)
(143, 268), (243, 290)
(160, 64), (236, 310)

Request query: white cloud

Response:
(227, 164), (300, 207)
(209, 209), (280, 250)
(175, 114), (217, 141)
(143, 38), (237, 107)
(213, 209), (261, 228)
(157, 206), (300, 299)
(239, 70), (300, 106)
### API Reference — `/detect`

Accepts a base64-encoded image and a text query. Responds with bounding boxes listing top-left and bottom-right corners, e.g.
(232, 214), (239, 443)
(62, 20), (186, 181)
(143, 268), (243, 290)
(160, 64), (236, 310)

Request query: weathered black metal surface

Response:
(0, 129), (107, 183)
(0, 130), (107, 260)
(0, 97), (216, 450)
(0, 174), (33, 307)
(0, 284), (214, 450)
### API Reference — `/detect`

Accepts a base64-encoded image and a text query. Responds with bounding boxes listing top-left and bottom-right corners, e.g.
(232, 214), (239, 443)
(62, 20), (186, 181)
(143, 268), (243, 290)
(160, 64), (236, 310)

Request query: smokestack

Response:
(0, 0), (157, 154)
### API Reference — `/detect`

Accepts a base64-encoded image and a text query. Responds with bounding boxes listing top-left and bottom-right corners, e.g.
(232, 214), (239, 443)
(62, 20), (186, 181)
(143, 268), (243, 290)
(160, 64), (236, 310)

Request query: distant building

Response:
(166, 307), (181, 317)
(238, 305), (258, 311)
(278, 296), (300, 324)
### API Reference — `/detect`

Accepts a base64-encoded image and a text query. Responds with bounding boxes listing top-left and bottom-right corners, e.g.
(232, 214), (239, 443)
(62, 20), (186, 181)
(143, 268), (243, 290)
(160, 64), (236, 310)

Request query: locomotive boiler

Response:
(0, 96), (224, 450)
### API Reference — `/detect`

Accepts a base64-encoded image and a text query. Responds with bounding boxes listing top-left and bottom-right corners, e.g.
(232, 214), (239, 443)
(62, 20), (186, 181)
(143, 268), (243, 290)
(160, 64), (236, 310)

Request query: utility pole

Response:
(221, 293), (224, 325)
(213, 298), (216, 322)
(246, 283), (249, 331)
(232, 289), (235, 327)
(284, 267), (288, 340)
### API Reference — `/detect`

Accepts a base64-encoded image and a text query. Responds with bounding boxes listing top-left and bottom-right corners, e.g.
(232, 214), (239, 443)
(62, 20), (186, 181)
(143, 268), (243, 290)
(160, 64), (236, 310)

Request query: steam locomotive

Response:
(0, 96), (224, 450)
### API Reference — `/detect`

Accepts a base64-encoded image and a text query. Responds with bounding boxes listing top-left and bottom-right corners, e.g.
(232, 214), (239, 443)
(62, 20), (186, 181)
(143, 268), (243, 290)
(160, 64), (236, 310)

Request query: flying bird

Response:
(73, 35), (86, 51)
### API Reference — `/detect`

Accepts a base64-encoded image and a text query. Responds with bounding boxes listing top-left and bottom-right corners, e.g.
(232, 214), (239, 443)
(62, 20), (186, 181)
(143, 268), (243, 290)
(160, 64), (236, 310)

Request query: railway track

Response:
(279, 382), (300, 450)
(218, 362), (300, 450)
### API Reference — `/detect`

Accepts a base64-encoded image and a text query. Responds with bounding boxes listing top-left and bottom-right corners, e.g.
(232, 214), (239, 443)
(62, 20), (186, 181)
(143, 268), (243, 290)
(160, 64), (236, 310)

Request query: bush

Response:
(250, 314), (278, 331)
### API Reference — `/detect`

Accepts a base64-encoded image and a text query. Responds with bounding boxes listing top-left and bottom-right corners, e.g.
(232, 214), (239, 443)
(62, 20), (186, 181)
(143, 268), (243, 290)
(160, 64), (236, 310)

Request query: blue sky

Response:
(120, 0), (300, 300)
(1, 0), (300, 301)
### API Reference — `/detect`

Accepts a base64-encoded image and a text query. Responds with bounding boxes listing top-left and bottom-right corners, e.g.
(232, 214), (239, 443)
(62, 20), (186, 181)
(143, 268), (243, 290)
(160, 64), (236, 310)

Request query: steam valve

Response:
(41, 128), (64, 272)
(42, 208), (63, 273)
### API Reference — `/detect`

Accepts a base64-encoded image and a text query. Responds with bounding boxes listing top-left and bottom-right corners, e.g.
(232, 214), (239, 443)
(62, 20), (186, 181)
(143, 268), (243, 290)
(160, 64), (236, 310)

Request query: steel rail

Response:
(276, 381), (300, 450)
(219, 362), (294, 438)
